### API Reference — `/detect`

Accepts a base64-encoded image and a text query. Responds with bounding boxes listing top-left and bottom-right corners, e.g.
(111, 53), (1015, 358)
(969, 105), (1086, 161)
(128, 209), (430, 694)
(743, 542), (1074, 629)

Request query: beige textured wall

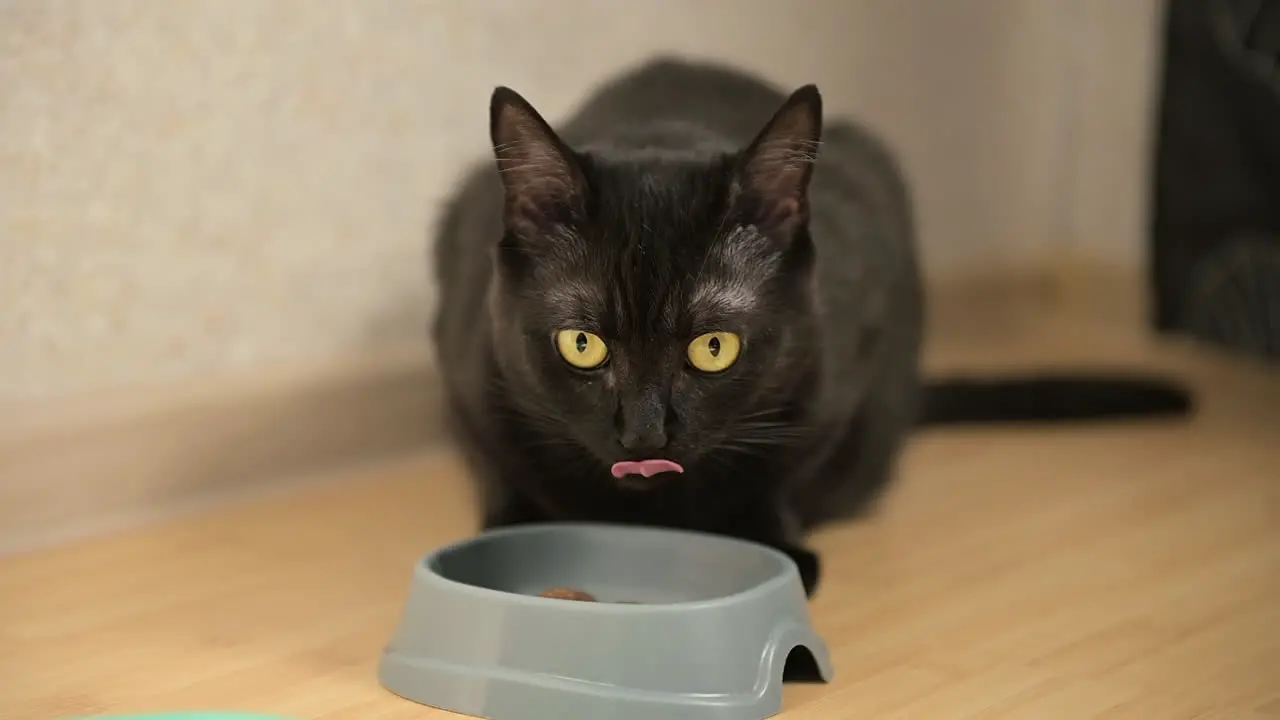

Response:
(0, 0), (1162, 402)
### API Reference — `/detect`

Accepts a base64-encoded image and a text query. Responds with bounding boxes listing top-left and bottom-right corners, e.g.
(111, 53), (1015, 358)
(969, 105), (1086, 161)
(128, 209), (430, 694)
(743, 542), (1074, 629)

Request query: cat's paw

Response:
(779, 544), (821, 598)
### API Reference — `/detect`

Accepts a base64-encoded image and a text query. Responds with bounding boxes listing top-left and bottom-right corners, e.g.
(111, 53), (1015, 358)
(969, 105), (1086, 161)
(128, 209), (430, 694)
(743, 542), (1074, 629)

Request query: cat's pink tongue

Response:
(610, 459), (684, 479)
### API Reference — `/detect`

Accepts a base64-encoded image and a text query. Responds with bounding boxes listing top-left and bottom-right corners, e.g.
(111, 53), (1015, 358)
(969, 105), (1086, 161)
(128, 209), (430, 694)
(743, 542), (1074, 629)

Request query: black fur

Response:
(429, 58), (1192, 599)
(920, 374), (1193, 427)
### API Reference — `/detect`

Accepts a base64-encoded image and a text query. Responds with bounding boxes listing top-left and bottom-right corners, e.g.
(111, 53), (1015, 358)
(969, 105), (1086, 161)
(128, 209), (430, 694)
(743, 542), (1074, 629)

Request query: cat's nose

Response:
(617, 386), (670, 453)
(619, 425), (668, 453)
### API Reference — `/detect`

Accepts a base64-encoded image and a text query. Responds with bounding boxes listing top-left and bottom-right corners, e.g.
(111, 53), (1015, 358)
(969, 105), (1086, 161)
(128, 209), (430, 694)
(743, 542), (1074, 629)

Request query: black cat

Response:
(429, 58), (1191, 597)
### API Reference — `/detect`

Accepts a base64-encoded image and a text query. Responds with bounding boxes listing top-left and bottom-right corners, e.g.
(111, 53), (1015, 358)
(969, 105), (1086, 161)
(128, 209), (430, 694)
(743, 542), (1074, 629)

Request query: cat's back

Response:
(558, 57), (791, 147)
(567, 57), (917, 286)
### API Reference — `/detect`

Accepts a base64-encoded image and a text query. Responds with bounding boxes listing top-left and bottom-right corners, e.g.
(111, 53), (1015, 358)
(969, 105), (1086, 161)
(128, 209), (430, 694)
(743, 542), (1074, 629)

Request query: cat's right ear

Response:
(489, 87), (586, 234)
(730, 84), (823, 240)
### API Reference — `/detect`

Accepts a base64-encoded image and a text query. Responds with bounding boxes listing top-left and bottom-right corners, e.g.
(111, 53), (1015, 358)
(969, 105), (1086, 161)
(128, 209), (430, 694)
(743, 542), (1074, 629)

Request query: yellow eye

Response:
(554, 329), (609, 369)
(687, 331), (742, 373)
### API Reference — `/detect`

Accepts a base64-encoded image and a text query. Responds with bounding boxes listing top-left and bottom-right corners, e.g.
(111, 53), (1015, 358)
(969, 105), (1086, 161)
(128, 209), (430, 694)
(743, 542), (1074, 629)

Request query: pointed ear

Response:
(489, 86), (585, 234)
(731, 84), (823, 237)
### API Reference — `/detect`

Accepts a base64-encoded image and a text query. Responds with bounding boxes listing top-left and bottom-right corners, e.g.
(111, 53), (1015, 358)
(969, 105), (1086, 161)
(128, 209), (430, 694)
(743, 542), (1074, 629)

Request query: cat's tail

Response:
(917, 373), (1194, 427)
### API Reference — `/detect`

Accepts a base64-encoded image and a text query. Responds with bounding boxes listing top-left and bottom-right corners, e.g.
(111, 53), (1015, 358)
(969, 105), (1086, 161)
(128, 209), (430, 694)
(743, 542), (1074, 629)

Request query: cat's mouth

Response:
(610, 459), (685, 480)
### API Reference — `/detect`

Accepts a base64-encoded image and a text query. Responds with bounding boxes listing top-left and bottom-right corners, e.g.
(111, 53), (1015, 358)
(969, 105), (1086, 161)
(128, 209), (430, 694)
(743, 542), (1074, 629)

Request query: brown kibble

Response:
(538, 587), (597, 602)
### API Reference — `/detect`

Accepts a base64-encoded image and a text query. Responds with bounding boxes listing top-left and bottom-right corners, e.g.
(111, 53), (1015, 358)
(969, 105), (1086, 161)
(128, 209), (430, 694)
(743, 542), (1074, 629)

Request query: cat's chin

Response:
(612, 472), (680, 491)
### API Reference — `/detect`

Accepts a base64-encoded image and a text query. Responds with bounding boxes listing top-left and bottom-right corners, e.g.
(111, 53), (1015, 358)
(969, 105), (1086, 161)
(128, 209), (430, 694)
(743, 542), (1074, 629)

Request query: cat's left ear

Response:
(489, 86), (586, 236)
(731, 84), (823, 238)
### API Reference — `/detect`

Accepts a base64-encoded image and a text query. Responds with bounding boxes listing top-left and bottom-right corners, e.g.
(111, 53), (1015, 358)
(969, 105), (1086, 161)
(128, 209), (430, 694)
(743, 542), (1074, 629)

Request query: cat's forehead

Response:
(528, 160), (783, 335)
(540, 225), (780, 338)
(590, 162), (724, 234)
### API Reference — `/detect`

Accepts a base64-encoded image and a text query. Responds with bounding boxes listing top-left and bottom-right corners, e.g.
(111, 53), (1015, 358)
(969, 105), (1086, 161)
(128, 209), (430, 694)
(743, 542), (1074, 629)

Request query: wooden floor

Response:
(2, 282), (1279, 719)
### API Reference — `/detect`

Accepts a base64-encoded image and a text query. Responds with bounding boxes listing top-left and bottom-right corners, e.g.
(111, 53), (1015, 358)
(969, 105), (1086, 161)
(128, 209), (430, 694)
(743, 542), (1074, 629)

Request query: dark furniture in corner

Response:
(1149, 0), (1280, 361)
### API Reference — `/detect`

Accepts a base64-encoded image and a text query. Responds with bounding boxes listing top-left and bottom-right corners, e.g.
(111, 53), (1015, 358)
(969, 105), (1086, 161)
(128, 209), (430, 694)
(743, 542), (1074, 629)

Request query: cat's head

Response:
(484, 83), (824, 483)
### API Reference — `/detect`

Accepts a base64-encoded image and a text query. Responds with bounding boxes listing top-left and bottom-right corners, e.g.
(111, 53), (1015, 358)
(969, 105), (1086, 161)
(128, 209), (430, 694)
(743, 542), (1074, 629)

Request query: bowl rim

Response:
(416, 521), (803, 613)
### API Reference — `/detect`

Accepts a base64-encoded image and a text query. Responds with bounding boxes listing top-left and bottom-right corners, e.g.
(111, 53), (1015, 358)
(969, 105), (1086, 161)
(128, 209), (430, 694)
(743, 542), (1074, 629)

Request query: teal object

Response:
(80, 714), (294, 720)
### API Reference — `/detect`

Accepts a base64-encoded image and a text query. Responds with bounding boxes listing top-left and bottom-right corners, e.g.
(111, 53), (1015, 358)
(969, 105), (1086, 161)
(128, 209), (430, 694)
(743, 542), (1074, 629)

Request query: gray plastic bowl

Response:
(378, 522), (833, 720)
